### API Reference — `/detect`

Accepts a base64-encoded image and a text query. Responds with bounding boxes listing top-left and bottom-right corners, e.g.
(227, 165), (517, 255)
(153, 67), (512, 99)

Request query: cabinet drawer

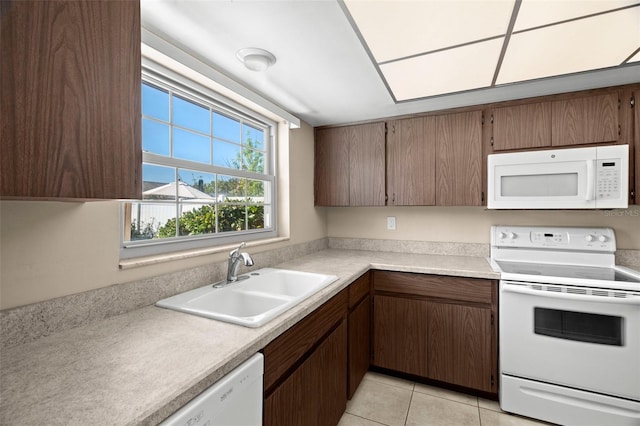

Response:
(373, 271), (494, 304)
(263, 289), (347, 392)
(348, 272), (370, 309)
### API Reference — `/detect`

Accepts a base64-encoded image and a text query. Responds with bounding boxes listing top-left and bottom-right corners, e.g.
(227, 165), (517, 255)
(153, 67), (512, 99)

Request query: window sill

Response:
(119, 236), (289, 270)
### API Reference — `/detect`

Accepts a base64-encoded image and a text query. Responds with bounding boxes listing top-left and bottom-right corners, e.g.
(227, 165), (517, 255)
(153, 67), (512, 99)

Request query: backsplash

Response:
(616, 249), (640, 270)
(329, 238), (489, 257)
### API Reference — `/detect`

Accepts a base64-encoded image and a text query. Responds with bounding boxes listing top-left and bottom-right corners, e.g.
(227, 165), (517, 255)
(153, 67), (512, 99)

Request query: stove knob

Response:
(598, 235), (608, 243)
(585, 234), (594, 242)
(498, 232), (507, 239)
(508, 232), (517, 239)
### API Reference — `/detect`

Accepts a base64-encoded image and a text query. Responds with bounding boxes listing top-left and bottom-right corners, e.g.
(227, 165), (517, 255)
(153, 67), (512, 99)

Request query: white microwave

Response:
(488, 145), (629, 209)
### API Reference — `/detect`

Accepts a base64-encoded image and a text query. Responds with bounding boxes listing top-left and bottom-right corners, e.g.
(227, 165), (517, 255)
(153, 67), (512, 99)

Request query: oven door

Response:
(500, 280), (640, 401)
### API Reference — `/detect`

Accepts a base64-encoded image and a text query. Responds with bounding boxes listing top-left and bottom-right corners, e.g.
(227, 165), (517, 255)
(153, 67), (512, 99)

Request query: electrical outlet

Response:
(387, 216), (396, 230)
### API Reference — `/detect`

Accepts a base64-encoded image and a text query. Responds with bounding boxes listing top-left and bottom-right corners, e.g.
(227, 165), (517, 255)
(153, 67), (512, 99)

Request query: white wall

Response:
(0, 122), (327, 310)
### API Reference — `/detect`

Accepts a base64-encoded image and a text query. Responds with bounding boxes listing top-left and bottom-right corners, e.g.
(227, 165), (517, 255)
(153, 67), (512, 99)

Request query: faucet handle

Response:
(229, 242), (246, 257)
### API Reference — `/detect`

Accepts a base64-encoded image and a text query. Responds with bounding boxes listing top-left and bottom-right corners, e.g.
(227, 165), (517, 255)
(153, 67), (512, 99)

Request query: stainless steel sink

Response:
(155, 268), (339, 327)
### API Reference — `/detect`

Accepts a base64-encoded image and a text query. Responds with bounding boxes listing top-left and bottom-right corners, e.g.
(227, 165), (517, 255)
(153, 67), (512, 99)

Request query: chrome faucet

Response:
(226, 242), (254, 283)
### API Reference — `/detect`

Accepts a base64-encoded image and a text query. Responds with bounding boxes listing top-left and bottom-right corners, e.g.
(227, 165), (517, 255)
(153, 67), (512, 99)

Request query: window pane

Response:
(213, 139), (242, 169)
(213, 112), (241, 142)
(247, 179), (264, 200)
(248, 205), (265, 230)
(142, 164), (176, 200)
(218, 175), (245, 200)
(173, 96), (210, 134)
(217, 204), (246, 232)
(177, 169), (216, 199)
(243, 147), (265, 173)
(173, 128), (211, 164)
(178, 203), (216, 236)
(129, 202), (176, 240)
(243, 124), (265, 150)
(142, 119), (170, 156)
(142, 83), (169, 121)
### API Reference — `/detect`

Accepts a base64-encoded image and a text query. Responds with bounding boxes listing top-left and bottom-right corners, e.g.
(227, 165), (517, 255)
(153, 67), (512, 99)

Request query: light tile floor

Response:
(339, 372), (551, 426)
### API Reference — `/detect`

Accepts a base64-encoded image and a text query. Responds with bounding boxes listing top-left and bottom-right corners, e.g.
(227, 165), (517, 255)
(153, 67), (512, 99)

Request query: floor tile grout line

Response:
(364, 376), (416, 392)
(345, 412), (390, 426)
(404, 389), (416, 426)
(411, 388), (480, 408)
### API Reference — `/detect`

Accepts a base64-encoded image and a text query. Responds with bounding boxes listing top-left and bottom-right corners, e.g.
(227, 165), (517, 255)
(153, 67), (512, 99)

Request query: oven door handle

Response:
(502, 283), (640, 305)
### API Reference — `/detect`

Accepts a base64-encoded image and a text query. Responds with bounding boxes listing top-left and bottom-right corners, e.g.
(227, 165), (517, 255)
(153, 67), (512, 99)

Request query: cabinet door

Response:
(1, 0), (141, 199)
(349, 122), (386, 206)
(427, 301), (493, 392)
(492, 102), (552, 151)
(552, 93), (618, 147)
(387, 117), (436, 205)
(373, 295), (428, 377)
(436, 111), (483, 206)
(315, 127), (350, 206)
(265, 320), (347, 426)
(348, 295), (370, 399)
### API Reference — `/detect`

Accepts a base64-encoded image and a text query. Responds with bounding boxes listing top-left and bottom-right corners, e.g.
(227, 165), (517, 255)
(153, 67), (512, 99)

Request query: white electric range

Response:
(489, 225), (640, 426)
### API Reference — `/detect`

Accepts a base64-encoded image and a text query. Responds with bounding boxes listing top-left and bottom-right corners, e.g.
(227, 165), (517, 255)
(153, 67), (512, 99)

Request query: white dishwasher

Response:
(161, 353), (263, 426)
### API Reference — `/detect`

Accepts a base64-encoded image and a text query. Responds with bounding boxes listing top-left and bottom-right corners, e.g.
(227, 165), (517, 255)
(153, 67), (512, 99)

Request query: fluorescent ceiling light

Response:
(514, 0), (639, 31)
(381, 38), (504, 101)
(342, 1), (639, 103)
(344, 0), (514, 63)
(498, 8), (640, 85)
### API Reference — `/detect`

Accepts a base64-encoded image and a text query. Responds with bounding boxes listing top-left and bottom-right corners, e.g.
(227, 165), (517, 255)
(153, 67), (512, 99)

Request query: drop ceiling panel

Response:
(344, 0), (514, 63)
(381, 38), (504, 101)
(514, 0), (639, 31)
(498, 9), (640, 85)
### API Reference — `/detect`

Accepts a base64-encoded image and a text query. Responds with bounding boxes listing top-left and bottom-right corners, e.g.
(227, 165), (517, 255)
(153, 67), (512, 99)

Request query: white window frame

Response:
(120, 64), (278, 259)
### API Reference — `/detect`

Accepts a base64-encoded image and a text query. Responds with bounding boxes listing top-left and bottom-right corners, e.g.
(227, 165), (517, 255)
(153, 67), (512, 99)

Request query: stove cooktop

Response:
(490, 225), (640, 291)
(495, 260), (640, 283)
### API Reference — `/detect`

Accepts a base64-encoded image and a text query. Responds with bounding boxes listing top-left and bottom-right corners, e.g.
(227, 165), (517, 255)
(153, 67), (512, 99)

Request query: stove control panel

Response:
(491, 226), (616, 252)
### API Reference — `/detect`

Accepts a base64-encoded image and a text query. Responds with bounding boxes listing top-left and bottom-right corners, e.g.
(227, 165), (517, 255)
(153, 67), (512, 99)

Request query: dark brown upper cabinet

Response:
(1, 0), (142, 199)
(436, 111), (483, 206)
(551, 93), (618, 147)
(315, 122), (385, 206)
(315, 126), (350, 206)
(492, 102), (552, 151)
(387, 116), (436, 206)
(491, 92), (620, 152)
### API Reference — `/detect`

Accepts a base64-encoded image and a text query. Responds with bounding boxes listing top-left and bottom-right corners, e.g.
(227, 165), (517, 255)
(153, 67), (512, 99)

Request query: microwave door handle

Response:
(585, 159), (595, 201)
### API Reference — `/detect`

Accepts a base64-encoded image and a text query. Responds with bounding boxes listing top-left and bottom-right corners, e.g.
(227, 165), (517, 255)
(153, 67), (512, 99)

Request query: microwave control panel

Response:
(596, 159), (621, 200)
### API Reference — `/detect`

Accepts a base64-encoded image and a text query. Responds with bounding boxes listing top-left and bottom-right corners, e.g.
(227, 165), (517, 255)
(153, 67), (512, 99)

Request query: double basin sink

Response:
(156, 268), (339, 327)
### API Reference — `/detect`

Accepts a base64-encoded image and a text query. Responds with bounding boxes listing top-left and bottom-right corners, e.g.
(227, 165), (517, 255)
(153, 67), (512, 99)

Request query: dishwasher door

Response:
(161, 353), (263, 426)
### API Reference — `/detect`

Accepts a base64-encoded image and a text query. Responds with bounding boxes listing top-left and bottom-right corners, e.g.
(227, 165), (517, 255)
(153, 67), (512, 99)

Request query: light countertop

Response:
(0, 249), (497, 425)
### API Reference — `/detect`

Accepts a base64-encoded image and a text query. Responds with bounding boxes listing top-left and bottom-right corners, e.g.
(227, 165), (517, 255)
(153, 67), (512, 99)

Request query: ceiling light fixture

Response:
(236, 48), (276, 72)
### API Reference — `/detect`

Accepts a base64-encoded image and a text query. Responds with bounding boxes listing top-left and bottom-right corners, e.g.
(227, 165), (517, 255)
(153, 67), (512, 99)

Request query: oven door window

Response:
(534, 308), (623, 346)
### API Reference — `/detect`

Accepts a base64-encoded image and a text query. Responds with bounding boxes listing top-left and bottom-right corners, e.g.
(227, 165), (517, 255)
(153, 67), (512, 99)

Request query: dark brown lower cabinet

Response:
(427, 301), (492, 392)
(373, 295), (428, 377)
(263, 289), (348, 426)
(371, 271), (497, 395)
(348, 294), (370, 398)
(264, 321), (347, 426)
